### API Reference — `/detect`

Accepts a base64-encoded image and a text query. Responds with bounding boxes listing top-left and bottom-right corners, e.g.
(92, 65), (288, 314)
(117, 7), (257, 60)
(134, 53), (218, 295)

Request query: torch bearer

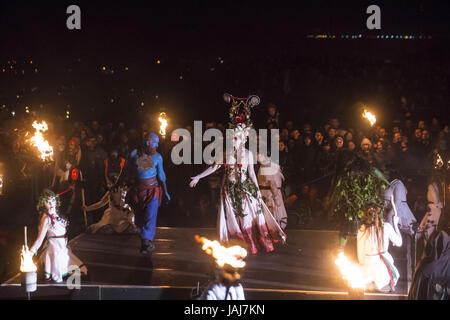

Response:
(20, 226), (37, 295)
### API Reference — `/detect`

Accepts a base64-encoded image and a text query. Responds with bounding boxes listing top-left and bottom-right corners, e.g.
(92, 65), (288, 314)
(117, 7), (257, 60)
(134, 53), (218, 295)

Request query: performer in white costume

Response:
(30, 189), (87, 282)
(201, 277), (245, 300)
(357, 205), (402, 292)
(257, 154), (288, 230)
(420, 182), (443, 240)
(384, 178), (417, 234)
(84, 185), (137, 234)
(190, 94), (286, 254)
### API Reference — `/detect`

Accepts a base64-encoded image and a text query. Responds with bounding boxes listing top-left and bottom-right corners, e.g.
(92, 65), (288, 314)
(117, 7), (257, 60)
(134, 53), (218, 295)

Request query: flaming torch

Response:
(195, 235), (247, 300)
(335, 252), (369, 297)
(26, 121), (54, 162)
(158, 112), (168, 138)
(362, 109), (376, 127)
(195, 235), (247, 269)
(20, 226), (37, 293)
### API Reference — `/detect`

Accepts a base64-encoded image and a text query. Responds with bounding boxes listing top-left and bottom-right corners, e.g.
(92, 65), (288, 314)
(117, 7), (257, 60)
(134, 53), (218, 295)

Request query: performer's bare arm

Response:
(84, 191), (110, 212)
(29, 215), (50, 255)
(389, 216), (402, 247)
(189, 164), (221, 187)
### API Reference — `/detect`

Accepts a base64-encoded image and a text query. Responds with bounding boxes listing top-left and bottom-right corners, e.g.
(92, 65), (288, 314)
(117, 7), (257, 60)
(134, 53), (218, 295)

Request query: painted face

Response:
(45, 198), (57, 213)
(147, 133), (159, 148)
(71, 168), (80, 181)
(232, 135), (242, 149)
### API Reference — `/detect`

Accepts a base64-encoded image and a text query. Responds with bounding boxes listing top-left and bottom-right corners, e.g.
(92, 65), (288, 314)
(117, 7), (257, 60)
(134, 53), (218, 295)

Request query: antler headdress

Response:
(223, 93), (260, 129)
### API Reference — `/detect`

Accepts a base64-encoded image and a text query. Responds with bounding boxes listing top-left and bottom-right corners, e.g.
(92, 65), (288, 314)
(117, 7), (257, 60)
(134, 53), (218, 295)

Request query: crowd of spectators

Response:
(1, 49), (449, 233)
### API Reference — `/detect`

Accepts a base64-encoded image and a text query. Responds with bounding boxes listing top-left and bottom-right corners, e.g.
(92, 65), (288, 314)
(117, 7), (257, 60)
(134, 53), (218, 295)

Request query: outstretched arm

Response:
(85, 191), (109, 212)
(189, 164), (221, 188)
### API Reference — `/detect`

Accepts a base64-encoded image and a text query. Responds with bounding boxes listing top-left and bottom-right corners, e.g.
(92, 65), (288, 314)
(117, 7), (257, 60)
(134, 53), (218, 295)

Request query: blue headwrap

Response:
(145, 132), (159, 148)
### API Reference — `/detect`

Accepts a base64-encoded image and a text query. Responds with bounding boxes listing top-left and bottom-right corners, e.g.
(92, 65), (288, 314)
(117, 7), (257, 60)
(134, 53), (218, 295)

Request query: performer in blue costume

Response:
(120, 132), (170, 254)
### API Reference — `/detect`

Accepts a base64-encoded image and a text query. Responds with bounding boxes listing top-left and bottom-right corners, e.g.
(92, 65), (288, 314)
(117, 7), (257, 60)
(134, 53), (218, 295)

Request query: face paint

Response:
(71, 168), (80, 181)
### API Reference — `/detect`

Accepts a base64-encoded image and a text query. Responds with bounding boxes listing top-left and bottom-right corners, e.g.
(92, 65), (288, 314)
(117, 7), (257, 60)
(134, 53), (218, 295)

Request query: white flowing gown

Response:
(420, 182), (443, 239)
(384, 179), (417, 234)
(257, 161), (288, 230)
(357, 222), (402, 290)
(217, 149), (286, 254)
(30, 214), (87, 282)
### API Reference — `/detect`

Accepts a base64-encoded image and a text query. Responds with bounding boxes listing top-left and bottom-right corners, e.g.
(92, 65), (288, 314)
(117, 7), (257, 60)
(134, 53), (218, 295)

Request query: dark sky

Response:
(1, 0), (450, 61)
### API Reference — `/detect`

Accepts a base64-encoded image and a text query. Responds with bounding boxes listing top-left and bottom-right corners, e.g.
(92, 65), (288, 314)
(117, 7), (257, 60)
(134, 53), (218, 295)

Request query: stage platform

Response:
(1, 227), (409, 300)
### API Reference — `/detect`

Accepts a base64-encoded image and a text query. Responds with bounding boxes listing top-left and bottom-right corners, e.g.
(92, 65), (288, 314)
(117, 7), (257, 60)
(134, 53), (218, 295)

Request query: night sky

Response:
(1, 1), (450, 125)
(2, 1), (450, 60)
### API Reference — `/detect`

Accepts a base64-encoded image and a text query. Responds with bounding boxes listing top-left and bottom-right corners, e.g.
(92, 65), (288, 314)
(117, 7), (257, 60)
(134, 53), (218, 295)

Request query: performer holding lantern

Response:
(189, 94), (286, 254)
(29, 189), (87, 283)
(119, 132), (170, 254)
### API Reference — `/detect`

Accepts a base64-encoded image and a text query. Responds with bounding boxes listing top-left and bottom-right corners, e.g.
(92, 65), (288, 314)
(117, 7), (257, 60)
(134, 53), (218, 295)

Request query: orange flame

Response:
(158, 112), (168, 137)
(20, 245), (37, 273)
(195, 235), (247, 269)
(27, 121), (53, 161)
(362, 109), (376, 126)
(334, 252), (368, 289)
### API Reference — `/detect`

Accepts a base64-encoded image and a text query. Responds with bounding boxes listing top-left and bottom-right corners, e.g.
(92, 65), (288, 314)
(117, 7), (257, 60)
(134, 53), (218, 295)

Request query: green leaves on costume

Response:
(225, 168), (258, 219)
(331, 169), (388, 224)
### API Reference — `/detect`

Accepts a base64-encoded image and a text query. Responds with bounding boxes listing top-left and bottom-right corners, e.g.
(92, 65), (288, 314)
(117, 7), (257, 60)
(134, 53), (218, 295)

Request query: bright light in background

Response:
(27, 121), (53, 161)
(362, 109), (376, 126)
(158, 112), (168, 137)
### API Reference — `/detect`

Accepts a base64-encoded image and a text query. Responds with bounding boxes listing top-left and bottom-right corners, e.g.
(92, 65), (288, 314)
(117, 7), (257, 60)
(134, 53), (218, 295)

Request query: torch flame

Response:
(158, 112), (168, 137)
(20, 245), (37, 273)
(27, 121), (53, 161)
(195, 235), (247, 269)
(362, 109), (376, 127)
(334, 252), (368, 289)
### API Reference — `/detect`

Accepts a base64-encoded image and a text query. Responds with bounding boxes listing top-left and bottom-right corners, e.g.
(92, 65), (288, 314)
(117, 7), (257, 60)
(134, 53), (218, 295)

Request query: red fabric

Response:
(378, 252), (395, 287)
(127, 177), (162, 213)
(230, 223), (275, 255)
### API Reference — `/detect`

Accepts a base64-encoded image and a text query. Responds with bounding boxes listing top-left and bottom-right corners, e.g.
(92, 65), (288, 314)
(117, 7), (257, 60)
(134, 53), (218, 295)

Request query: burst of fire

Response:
(362, 109), (376, 126)
(158, 112), (168, 137)
(27, 121), (53, 161)
(334, 252), (368, 289)
(20, 245), (37, 273)
(195, 235), (247, 269)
